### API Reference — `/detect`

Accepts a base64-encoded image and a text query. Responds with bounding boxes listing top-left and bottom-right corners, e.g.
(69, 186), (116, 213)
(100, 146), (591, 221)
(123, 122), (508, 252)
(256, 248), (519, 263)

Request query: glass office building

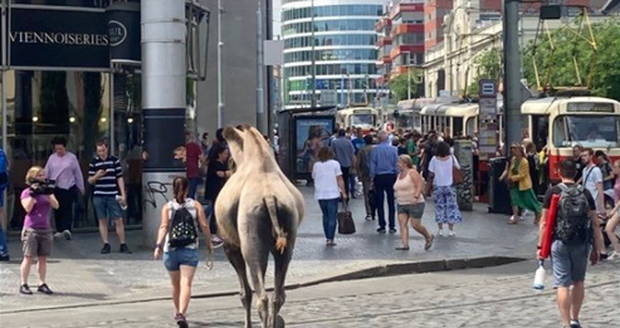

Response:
(281, 0), (384, 108)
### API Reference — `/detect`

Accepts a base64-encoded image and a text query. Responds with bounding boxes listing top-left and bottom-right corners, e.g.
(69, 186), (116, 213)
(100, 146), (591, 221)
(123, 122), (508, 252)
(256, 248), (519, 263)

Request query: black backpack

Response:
(555, 183), (591, 245)
(168, 202), (198, 248)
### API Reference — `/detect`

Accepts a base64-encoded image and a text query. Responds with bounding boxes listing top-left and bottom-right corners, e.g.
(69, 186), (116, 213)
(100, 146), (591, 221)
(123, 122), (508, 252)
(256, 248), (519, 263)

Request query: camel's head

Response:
(223, 126), (244, 165)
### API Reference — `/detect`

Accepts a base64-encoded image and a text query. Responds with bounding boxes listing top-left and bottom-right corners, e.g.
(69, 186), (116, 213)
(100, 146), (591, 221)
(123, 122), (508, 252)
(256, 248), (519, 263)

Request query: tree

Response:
(388, 70), (423, 102)
(522, 18), (620, 101)
(466, 48), (502, 96)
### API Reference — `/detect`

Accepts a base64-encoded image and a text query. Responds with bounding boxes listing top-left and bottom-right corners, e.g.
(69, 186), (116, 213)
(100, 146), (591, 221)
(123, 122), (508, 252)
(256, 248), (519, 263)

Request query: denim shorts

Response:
(163, 248), (199, 271)
(93, 196), (123, 220)
(551, 240), (589, 288)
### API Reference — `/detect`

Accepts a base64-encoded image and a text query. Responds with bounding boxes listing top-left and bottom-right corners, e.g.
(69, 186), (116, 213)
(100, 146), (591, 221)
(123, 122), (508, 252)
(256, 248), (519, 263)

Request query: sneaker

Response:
(607, 251), (619, 261)
(570, 319), (582, 328)
(20, 284), (33, 295)
(53, 232), (63, 239)
(62, 230), (72, 240)
(376, 228), (386, 234)
(211, 236), (224, 249)
(37, 283), (53, 295)
(364, 215), (372, 221)
(101, 243), (111, 254)
(0, 254), (10, 262)
(119, 244), (132, 254)
(437, 229), (444, 237)
(174, 313), (188, 328)
(389, 228), (397, 234)
(449, 230), (456, 237)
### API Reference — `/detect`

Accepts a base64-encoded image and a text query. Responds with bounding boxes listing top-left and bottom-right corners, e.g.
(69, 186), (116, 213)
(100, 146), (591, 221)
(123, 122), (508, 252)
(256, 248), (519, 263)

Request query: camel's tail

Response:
(263, 196), (288, 254)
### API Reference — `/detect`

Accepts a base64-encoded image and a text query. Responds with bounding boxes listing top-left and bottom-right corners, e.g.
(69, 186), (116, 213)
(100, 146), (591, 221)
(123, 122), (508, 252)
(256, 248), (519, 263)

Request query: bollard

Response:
(454, 139), (474, 211)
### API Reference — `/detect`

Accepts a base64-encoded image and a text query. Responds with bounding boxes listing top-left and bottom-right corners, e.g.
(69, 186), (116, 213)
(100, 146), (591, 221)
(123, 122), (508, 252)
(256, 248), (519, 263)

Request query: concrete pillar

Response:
(454, 139), (474, 211)
(141, 0), (187, 247)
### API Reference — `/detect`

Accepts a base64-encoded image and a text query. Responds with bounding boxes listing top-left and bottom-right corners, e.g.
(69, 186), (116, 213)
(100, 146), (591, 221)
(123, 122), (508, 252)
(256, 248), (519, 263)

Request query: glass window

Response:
(553, 115), (620, 148)
(6, 70), (111, 230)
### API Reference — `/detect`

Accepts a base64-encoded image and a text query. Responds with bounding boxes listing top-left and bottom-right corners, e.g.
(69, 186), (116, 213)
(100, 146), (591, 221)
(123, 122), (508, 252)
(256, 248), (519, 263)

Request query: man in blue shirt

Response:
(331, 129), (356, 198)
(370, 131), (399, 233)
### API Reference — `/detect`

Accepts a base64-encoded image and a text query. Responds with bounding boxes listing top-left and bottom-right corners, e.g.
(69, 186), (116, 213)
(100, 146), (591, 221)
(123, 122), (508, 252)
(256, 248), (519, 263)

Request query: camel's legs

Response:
(244, 243), (270, 328)
(224, 243), (253, 328)
(269, 246), (293, 328)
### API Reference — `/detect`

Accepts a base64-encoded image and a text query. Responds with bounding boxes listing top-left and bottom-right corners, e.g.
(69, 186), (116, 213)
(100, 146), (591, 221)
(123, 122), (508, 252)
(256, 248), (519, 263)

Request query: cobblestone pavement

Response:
(1, 186), (541, 313)
(3, 260), (619, 328)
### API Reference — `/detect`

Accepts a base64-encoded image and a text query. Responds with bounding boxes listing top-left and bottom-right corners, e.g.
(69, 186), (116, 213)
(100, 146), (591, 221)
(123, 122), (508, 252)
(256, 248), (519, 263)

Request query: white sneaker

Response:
(62, 230), (72, 240)
(608, 251), (619, 261)
(438, 229), (444, 237)
(449, 230), (456, 237)
(53, 232), (63, 239)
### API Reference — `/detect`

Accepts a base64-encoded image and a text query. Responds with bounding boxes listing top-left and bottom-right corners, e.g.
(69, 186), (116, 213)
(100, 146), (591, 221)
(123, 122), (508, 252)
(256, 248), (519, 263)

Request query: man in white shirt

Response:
(580, 148), (605, 214)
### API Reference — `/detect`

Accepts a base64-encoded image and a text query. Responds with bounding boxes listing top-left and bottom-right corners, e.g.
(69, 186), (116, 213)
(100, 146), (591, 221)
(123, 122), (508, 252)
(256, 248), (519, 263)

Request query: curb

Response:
(1, 256), (525, 314)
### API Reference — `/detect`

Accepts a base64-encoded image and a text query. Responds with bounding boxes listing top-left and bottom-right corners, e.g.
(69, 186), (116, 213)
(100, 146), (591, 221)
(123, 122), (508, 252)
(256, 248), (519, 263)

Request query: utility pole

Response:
(310, 0), (316, 108)
(407, 53), (412, 100)
(256, 1), (265, 133)
(503, 0), (522, 151)
(217, 0), (224, 128)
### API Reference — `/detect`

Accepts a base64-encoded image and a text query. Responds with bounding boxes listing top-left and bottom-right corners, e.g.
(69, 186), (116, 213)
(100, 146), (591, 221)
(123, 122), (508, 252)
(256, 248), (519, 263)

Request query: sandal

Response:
(395, 246), (410, 251)
(508, 216), (519, 225)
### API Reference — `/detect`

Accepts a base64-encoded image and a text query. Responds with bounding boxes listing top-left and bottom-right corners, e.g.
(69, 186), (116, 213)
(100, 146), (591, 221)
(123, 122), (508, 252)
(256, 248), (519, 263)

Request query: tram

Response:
(393, 98), (439, 131)
(335, 107), (379, 132)
(522, 96), (620, 184)
(419, 100), (504, 139)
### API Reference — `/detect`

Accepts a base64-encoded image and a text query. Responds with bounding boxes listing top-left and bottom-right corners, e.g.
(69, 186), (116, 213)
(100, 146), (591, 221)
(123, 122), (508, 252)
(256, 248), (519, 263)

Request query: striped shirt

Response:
(89, 156), (122, 196)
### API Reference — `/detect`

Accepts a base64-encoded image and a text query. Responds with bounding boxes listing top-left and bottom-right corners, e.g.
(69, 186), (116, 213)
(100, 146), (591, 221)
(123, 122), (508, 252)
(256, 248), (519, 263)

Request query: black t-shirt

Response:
(542, 183), (596, 210)
(204, 160), (228, 201)
(574, 158), (585, 181)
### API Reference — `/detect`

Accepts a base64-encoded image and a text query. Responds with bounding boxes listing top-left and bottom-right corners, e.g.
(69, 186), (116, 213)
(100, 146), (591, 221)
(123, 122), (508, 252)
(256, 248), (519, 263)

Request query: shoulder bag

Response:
(452, 156), (464, 185)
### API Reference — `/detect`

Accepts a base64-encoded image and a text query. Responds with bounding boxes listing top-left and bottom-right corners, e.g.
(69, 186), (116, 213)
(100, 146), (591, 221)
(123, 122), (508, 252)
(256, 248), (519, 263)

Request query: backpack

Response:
(168, 201), (198, 248)
(0, 148), (8, 190)
(555, 183), (591, 245)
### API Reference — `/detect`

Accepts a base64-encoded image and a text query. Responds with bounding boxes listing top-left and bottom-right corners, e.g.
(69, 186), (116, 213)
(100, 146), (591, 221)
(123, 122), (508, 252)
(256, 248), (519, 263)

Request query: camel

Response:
(215, 125), (304, 328)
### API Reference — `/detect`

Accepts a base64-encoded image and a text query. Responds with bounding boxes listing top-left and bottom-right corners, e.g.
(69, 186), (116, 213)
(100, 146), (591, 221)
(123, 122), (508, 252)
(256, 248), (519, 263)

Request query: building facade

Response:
(281, 0), (384, 108)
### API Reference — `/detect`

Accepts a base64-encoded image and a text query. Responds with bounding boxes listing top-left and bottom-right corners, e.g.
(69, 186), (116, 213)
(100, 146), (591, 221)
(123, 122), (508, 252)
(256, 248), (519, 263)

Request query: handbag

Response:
(337, 201), (356, 235)
(452, 156), (463, 184)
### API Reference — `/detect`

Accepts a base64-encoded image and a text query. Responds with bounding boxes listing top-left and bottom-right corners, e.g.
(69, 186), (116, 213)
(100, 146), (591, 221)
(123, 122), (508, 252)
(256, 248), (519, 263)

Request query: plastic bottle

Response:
(116, 195), (128, 211)
(533, 260), (545, 291)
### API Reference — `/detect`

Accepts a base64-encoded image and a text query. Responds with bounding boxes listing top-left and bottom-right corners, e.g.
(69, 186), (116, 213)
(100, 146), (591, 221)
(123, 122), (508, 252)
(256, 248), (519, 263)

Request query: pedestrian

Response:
(370, 130), (399, 234)
(524, 141), (540, 194)
(407, 133), (419, 167)
(603, 159), (620, 260)
(0, 145), (9, 262)
(594, 150), (614, 200)
(312, 147), (347, 246)
(204, 144), (229, 247)
(394, 155), (433, 251)
(572, 145), (585, 182)
(184, 133), (203, 199)
(200, 132), (210, 156)
(421, 132), (438, 181)
(426, 141), (462, 236)
(154, 177), (214, 328)
(44, 136), (84, 240)
(88, 141), (131, 254)
(537, 159), (605, 328)
(357, 134), (375, 221)
(580, 148), (605, 215)
(207, 128), (226, 162)
(351, 127), (365, 154)
(330, 129), (356, 198)
(506, 143), (542, 225)
(19, 166), (59, 295)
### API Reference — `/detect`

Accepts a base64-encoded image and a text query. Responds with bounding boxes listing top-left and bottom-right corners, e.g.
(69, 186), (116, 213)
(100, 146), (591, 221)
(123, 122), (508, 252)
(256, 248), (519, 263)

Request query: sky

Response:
(272, 0), (282, 39)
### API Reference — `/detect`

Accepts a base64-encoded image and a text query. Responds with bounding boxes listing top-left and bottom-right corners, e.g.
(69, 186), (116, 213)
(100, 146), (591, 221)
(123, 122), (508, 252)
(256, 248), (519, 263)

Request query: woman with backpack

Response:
(154, 177), (214, 328)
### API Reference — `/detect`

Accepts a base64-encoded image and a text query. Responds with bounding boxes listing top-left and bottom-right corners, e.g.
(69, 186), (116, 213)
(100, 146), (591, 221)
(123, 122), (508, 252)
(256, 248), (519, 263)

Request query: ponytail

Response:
(172, 177), (189, 204)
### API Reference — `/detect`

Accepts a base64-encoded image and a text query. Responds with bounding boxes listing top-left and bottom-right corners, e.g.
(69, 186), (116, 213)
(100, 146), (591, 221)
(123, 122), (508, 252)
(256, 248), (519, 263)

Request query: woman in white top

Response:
(393, 155), (434, 251)
(154, 177), (213, 328)
(312, 147), (347, 246)
(426, 141), (463, 236)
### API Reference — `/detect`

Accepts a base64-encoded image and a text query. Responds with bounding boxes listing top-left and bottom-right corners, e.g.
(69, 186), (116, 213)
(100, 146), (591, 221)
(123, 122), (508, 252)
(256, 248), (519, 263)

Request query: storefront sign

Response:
(107, 2), (141, 64)
(9, 7), (110, 69)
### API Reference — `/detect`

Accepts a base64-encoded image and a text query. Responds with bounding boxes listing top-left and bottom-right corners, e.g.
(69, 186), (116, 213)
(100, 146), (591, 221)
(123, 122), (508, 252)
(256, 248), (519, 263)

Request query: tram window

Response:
(466, 117), (475, 137)
(453, 117), (464, 137)
(531, 115), (549, 150)
(553, 115), (620, 148)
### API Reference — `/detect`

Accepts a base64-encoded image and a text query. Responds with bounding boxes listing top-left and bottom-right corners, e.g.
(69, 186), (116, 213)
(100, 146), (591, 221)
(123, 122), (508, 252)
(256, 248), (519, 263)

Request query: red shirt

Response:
(185, 142), (202, 178)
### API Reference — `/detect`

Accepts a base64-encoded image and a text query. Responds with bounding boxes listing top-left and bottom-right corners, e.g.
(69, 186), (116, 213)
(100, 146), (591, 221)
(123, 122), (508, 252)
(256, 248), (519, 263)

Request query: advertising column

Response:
(141, 0), (187, 246)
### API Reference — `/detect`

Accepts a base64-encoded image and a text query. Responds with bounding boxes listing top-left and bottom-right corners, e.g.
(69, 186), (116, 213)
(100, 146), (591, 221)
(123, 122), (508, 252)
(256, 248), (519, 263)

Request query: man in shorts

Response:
(538, 159), (604, 328)
(88, 141), (131, 254)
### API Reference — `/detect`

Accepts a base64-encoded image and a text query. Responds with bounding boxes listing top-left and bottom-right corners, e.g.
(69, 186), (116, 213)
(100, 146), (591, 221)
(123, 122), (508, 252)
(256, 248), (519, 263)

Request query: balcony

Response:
(374, 17), (392, 32)
(390, 23), (424, 37)
(376, 36), (392, 48)
(390, 45), (424, 60)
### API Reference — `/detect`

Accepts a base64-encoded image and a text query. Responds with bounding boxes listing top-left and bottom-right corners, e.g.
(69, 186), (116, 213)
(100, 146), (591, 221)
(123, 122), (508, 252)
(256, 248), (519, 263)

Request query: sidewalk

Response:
(0, 186), (538, 313)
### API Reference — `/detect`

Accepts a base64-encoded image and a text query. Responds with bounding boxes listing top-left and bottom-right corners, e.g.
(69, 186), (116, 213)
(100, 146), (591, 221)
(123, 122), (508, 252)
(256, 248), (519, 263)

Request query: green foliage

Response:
(388, 71), (423, 102)
(467, 48), (502, 96)
(522, 18), (620, 101)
